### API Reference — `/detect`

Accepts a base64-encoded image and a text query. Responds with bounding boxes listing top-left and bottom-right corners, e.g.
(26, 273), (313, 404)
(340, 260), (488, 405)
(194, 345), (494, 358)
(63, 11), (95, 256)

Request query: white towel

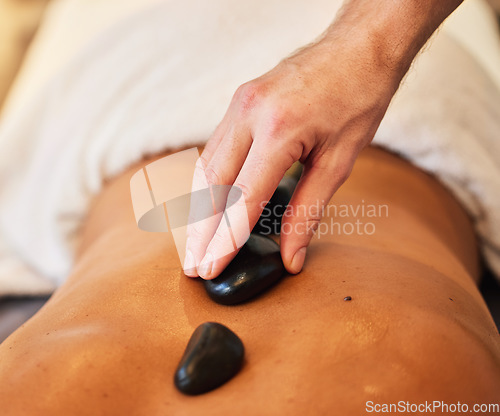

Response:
(0, 0), (499, 295)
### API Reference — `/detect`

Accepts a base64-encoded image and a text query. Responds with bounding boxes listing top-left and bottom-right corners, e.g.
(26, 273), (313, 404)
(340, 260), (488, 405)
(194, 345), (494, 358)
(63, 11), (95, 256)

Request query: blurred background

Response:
(1, 0), (499, 108)
(0, 0), (49, 111)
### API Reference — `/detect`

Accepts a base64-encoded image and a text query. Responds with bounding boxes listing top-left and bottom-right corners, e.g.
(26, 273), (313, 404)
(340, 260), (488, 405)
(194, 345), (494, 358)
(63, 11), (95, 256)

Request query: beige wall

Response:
(0, 0), (49, 111)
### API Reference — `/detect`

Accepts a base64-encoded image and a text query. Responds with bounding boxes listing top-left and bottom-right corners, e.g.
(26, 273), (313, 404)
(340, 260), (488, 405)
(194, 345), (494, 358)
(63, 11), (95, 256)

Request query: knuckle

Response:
(193, 162), (207, 182)
(266, 107), (290, 137)
(186, 222), (203, 239)
(234, 83), (248, 99)
(232, 181), (254, 206)
(304, 216), (322, 234)
(284, 139), (305, 162)
(212, 227), (229, 243)
(319, 150), (353, 186)
(198, 154), (210, 170)
(203, 165), (221, 186)
(236, 82), (264, 115)
(335, 163), (353, 185)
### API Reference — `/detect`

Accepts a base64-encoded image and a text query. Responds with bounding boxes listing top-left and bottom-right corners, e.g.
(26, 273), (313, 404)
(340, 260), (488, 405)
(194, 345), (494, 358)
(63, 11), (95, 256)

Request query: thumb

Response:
(280, 149), (354, 274)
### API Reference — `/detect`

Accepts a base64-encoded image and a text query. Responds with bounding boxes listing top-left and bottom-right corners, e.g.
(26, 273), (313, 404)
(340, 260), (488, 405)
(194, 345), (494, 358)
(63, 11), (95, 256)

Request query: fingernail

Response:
(290, 247), (307, 274)
(198, 253), (213, 279)
(183, 250), (197, 277)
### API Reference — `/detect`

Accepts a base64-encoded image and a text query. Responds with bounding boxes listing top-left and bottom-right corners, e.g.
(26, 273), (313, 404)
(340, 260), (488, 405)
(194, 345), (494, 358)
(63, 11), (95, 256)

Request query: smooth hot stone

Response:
(253, 163), (302, 235)
(204, 233), (285, 305)
(174, 322), (244, 395)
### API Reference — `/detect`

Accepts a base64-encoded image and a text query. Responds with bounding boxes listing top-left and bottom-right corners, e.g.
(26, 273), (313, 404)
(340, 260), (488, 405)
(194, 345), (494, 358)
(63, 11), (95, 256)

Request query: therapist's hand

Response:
(183, 0), (464, 279)
(184, 39), (398, 279)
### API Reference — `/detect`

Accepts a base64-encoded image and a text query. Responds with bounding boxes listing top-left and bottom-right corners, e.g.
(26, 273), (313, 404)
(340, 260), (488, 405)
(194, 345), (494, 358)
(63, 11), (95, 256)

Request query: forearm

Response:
(319, 0), (463, 80)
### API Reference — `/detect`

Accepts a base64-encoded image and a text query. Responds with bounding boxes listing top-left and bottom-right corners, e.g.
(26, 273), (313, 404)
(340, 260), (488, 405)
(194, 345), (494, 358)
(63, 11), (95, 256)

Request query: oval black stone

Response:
(204, 234), (285, 305)
(174, 322), (244, 395)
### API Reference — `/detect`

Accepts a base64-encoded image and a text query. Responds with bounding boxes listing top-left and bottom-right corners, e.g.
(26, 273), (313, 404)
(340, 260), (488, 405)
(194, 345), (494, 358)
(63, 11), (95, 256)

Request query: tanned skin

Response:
(0, 146), (498, 415)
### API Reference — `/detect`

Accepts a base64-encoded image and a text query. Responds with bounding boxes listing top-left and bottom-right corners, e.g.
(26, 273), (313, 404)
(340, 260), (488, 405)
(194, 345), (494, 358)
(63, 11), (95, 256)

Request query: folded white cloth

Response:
(0, 0), (499, 295)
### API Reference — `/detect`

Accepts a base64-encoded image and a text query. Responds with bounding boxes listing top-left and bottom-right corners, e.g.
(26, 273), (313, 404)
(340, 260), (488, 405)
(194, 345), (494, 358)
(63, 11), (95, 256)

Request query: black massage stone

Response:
(204, 233), (285, 305)
(174, 322), (244, 395)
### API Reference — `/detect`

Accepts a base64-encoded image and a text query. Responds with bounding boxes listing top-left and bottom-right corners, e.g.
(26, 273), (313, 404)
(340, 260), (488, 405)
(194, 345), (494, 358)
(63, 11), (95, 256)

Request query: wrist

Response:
(317, 0), (463, 83)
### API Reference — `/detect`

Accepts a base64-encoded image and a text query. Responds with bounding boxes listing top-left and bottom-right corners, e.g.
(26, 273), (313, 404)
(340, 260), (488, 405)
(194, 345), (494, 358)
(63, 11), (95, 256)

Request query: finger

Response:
(185, 128), (253, 276)
(280, 147), (356, 274)
(199, 114), (230, 165)
(183, 116), (227, 276)
(183, 158), (219, 276)
(199, 87), (244, 165)
(198, 139), (295, 279)
(184, 117), (230, 273)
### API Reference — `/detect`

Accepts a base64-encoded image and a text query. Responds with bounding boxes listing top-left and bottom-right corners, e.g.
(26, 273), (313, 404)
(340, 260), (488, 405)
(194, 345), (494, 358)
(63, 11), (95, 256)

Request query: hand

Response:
(181, 0), (464, 280)
(182, 34), (400, 279)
